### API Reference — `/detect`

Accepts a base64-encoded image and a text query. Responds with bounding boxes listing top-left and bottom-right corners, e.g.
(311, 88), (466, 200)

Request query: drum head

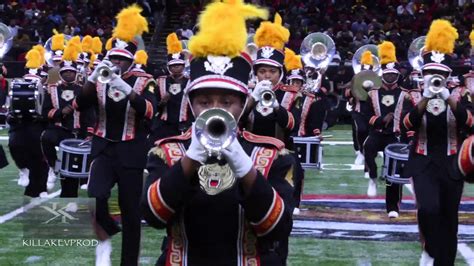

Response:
(59, 139), (92, 152)
(384, 143), (409, 160)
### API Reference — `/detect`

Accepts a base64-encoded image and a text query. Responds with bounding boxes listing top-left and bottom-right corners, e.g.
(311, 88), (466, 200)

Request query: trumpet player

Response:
(74, 5), (156, 265)
(149, 33), (191, 143)
(247, 13), (301, 150)
(363, 42), (409, 220)
(142, 2), (294, 265)
(403, 20), (473, 265)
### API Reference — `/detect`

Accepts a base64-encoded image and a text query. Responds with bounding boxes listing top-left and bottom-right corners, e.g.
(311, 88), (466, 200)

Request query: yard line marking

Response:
(458, 243), (474, 266)
(0, 136), (8, 141)
(0, 190), (61, 224)
(322, 140), (354, 145)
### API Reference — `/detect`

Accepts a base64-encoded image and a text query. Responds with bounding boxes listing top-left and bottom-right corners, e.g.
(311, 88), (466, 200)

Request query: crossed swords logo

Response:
(40, 203), (79, 224)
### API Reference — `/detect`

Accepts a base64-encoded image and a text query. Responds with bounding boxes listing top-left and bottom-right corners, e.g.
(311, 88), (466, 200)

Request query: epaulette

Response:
(280, 85), (299, 93)
(154, 129), (192, 147)
(148, 146), (167, 162)
(123, 71), (153, 79)
(242, 131), (285, 150)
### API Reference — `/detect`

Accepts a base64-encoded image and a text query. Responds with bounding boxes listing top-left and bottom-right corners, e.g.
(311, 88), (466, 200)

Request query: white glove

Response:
(251, 80), (272, 102)
(422, 88), (435, 99)
(221, 138), (253, 178)
(109, 76), (132, 95)
(87, 60), (113, 83)
(439, 88), (450, 100)
(185, 123), (208, 164)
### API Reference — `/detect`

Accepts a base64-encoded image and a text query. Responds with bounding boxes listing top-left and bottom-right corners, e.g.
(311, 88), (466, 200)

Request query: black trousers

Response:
(292, 153), (305, 208)
(363, 132), (402, 212)
(0, 145), (8, 169)
(149, 121), (181, 147)
(351, 112), (369, 152)
(88, 150), (143, 266)
(413, 164), (464, 266)
(8, 123), (48, 197)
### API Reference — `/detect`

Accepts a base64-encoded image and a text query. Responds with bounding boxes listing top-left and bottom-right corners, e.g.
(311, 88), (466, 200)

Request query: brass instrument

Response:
(0, 22), (12, 59)
(97, 63), (120, 84)
(245, 34), (258, 61)
(260, 90), (276, 108)
(194, 108), (238, 157)
(427, 74), (446, 94)
(44, 34), (73, 67)
(407, 36), (426, 84)
(352, 44), (381, 75)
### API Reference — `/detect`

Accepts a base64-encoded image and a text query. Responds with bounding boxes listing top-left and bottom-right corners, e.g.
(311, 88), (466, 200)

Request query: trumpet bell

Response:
(351, 70), (382, 101)
(427, 74), (446, 94)
(352, 44), (381, 75)
(300, 32), (335, 70)
(260, 90), (276, 108)
(408, 36), (426, 71)
(96, 64), (120, 84)
(195, 108), (237, 156)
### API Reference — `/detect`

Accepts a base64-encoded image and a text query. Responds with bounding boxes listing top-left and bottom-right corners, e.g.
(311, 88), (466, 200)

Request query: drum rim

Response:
(384, 143), (409, 160)
(59, 138), (91, 152)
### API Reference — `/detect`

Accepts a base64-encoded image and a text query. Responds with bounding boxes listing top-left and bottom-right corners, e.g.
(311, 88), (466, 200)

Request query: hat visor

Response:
(287, 74), (305, 81)
(421, 63), (452, 73)
(253, 58), (282, 68)
(168, 59), (186, 66)
(186, 75), (248, 95)
(108, 49), (134, 60)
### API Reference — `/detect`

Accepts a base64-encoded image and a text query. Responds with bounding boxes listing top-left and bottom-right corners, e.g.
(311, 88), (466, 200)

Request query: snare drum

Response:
(8, 80), (42, 119)
(382, 143), (410, 184)
(292, 136), (323, 169)
(57, 139), (92, 178)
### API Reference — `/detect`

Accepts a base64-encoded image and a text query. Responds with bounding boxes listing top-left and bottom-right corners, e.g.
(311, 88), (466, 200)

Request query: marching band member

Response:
(364, 42), (409, 220)
(347, 51), (375, 169)
(142, 1), (294, 265)
(74, 5), (156, 265)
(8, 47), (49, 197)
(0, 65), (9, 169)
(248, 13), (301, 148)
(40, 36), (94, 195)
(403, 20), (472, 265)
(149, 33), (191, 143)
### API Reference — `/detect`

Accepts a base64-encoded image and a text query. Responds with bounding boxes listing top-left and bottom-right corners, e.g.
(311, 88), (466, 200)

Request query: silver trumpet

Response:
(195, 108), (238, 157)
(260, 90), (276, 108)
(97, 64), (120, 84)
(427, 74), (446, 94)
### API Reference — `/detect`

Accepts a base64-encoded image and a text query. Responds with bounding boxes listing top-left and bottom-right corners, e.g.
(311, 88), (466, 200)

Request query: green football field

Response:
(0, 125), (473, 265)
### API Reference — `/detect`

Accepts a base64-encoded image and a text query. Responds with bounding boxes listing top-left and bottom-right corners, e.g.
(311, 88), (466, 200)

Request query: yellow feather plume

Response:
(254, 13), (290, 50)
(284, 48), (302, 71)
(470, 30), (474, 47)
(378, 41), (397, 65)
(62, 36), (82, 62)
(135, 50), (148, 65)
(425, 19), (458, 54)
(32, 45), (46, 66)
(189, 0), (268, 58)
(105, 37), (113, 51)
(51, 29), (65, 51)
(82, 35), (93, 53)
(167, 33), (182, 55)
(89, 53), (97, 68)
(113, 4), (149, 42)
(25, 49), (41, 69)
(92, 37), (103, 54)
(361, 50), (373, 66)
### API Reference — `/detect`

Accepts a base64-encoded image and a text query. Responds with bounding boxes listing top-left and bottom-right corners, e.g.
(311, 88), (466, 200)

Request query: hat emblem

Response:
(172, 53), (181, 59)
(115, 39), (129, 49)
(64, 61), (73, 67)
(261, 47), (275, 59)
(291, 69), (300, 75)
(386, 62), (395, 69)
(204, 55), (233, 75)
(430, 51), (445, 63)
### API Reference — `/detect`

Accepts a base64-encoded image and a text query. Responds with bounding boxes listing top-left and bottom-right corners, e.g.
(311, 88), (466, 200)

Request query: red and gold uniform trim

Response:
(403, 113), (413, 129)
(147, 179), (175, 224)
(251, 147), (278, 178)
(369, 115), (379, 126)
(458, 135), (474, 176)
(286, 111), (295, 130)
(242, 131), (284, 150)
(250, 189), (285, 237)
